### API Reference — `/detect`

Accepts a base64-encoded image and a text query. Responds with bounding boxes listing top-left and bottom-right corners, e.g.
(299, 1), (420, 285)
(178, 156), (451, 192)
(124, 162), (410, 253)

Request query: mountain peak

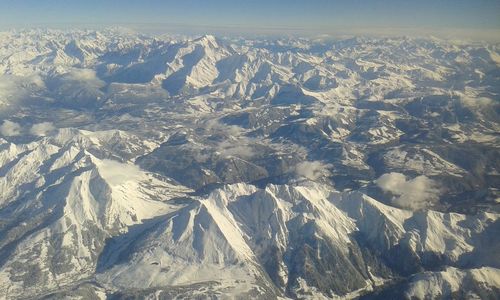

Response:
(192, 34), (219, 48)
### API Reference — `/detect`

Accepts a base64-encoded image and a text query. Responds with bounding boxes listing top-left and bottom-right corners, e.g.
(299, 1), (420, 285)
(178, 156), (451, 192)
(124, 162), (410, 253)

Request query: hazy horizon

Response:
(1, 0), (499, 40)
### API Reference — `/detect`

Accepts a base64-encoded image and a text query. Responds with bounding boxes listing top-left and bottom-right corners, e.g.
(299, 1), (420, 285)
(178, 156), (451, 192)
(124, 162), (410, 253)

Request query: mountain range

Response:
(0, 29), (499, 299)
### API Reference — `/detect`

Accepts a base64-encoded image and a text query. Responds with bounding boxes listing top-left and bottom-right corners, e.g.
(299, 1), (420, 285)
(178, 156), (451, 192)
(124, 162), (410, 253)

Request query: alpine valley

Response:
(0, 29), (499, 299)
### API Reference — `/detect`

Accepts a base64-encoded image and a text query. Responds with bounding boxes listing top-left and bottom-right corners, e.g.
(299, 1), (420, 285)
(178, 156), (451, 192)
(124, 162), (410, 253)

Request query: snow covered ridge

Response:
(0, 29), (499, 298)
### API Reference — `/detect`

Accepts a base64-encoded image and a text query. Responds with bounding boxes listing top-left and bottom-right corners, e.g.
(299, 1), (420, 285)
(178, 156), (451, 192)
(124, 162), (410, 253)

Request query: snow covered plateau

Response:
(0, 29), (499, 299)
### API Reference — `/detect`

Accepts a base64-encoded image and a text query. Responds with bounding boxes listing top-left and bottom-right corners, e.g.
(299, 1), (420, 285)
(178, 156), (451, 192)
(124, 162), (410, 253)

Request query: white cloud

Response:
(0, 74), (45, 109)
(295, 160), (331, 180)
(207, 120), (257, 159)
(460, 96), (494, 109)
(63, 68), (105, 87)
(204, 119), (244, 137)
(0, 120), (22, 136)
(218, 140), (255, 159)
(30, 122), (55, 136)
(0, 76), (18, 99)
(95, 159), (143, 186)
(54, 69), (106, 106)
(375, 172), (441, 210)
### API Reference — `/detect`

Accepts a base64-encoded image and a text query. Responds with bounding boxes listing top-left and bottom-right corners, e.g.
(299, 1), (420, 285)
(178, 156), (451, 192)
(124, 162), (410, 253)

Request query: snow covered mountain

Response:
(0, 29), (499, 299)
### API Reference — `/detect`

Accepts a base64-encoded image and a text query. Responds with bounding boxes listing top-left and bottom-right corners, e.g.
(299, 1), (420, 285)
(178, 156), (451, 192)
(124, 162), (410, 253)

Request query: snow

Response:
(0, 29), (499, 299)
(406, 267), (500, 299)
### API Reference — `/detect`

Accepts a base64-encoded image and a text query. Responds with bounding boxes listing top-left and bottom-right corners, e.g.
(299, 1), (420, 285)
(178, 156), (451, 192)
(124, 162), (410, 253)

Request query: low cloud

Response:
(204, 119), (245, 137)
(295, 160), (331, 180)
(0, 120), (22, 136)
(0, 76), (19, 102)
(52, 68), (106, 107)
(30, 122), (55, 136)
(95, 159), (143, 186)
(63, 68), (105, 88)
(460, 96), (495, 109)
(207, 120), (257, 159)
(0, 74), (45, 110)
(218, 140), (255, 159)
(375, 172), (441, 210)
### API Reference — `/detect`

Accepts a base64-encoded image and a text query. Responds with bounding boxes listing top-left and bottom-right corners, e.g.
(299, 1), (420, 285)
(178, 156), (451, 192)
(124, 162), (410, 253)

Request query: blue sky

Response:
(1, 0), (499, 35)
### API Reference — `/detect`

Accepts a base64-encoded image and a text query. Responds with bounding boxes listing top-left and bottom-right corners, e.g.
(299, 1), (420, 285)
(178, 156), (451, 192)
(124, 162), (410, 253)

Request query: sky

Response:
(0, 0), (499, 38)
